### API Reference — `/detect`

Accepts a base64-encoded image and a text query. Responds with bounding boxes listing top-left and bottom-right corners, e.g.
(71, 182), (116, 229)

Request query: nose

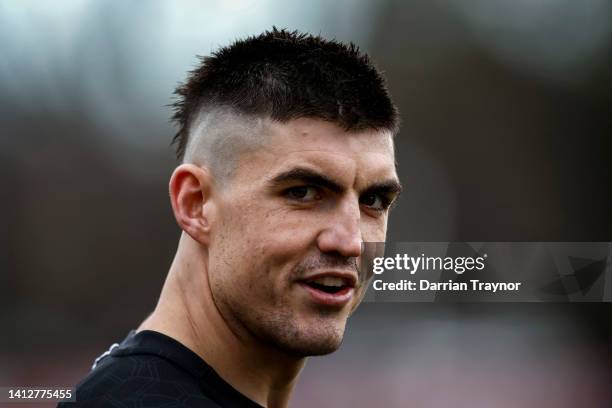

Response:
(316, 198), (362, 258)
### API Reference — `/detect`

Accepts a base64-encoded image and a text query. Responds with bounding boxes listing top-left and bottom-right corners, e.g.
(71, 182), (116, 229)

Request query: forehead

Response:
(233, 118), (397, 187)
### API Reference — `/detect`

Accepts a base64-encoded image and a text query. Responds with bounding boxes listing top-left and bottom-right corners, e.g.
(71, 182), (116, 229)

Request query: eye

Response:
(285, 186), (320, 201)
(360, 193), (388, 211)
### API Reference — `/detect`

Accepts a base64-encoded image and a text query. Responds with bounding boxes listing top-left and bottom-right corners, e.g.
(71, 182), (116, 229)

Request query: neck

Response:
(138, 233), (304, 408)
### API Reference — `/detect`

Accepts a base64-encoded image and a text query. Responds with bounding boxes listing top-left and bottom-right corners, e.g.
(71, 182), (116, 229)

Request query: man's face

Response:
(207, 118), (400, 356)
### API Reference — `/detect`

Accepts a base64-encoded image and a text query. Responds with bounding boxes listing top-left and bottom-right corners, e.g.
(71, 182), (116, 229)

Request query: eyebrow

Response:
(361, 179), (403, 199)
(268, 166), (403, 197)
(268, 167), (344, 193)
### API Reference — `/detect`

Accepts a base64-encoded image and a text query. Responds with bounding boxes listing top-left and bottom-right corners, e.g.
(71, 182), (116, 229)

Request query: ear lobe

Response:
(169, 164), (215, 245)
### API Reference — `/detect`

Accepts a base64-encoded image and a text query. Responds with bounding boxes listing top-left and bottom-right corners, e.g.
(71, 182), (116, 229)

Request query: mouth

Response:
(298, 273), (356, 307)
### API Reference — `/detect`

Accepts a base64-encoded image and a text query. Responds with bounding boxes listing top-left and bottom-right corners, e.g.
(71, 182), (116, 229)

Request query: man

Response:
(61, 28), (401, 407)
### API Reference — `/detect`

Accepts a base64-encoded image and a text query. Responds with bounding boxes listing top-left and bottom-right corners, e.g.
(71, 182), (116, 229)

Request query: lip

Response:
(299, 283), (354, 307)
(300, 271), (357, 288)
(297, 271), (357, 307)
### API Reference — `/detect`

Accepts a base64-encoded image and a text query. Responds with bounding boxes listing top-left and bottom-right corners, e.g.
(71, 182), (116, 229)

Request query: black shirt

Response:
(58, 330), (263, 408)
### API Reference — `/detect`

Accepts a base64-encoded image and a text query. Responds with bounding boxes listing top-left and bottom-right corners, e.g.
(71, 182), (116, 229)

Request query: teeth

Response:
(310, 277), (345, 287)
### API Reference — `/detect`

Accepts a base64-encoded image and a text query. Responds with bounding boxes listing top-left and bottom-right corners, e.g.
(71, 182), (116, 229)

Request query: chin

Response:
(271, 320), (347, 357)
(279, 333), (344, 357)
(300, 338), (343, 356)
(232, 299), (349, 357)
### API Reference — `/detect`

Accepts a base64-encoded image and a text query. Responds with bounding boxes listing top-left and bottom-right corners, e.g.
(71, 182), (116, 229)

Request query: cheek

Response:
(360, 217), (388, 242)
(251, 211), (317, 276)
(211, 199), (315, 292)
(208, 203), (257, 291)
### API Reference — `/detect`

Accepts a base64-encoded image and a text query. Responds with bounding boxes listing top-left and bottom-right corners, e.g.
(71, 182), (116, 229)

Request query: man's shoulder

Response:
(59, 352), (222, 408)
(58, 348), (221, 407)
(58, 330), (262, 408)
(59, 331), (227, 408)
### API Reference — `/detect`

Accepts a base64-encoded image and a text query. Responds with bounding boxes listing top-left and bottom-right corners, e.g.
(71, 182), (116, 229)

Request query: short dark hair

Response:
(171, 27), (398, 160)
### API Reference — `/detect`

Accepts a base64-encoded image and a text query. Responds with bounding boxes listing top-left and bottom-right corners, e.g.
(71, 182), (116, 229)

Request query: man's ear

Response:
(169, 164), (216, 245)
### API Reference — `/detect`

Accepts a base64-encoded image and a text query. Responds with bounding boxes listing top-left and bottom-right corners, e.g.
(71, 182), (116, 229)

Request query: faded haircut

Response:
(171, 27), (399, 177)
